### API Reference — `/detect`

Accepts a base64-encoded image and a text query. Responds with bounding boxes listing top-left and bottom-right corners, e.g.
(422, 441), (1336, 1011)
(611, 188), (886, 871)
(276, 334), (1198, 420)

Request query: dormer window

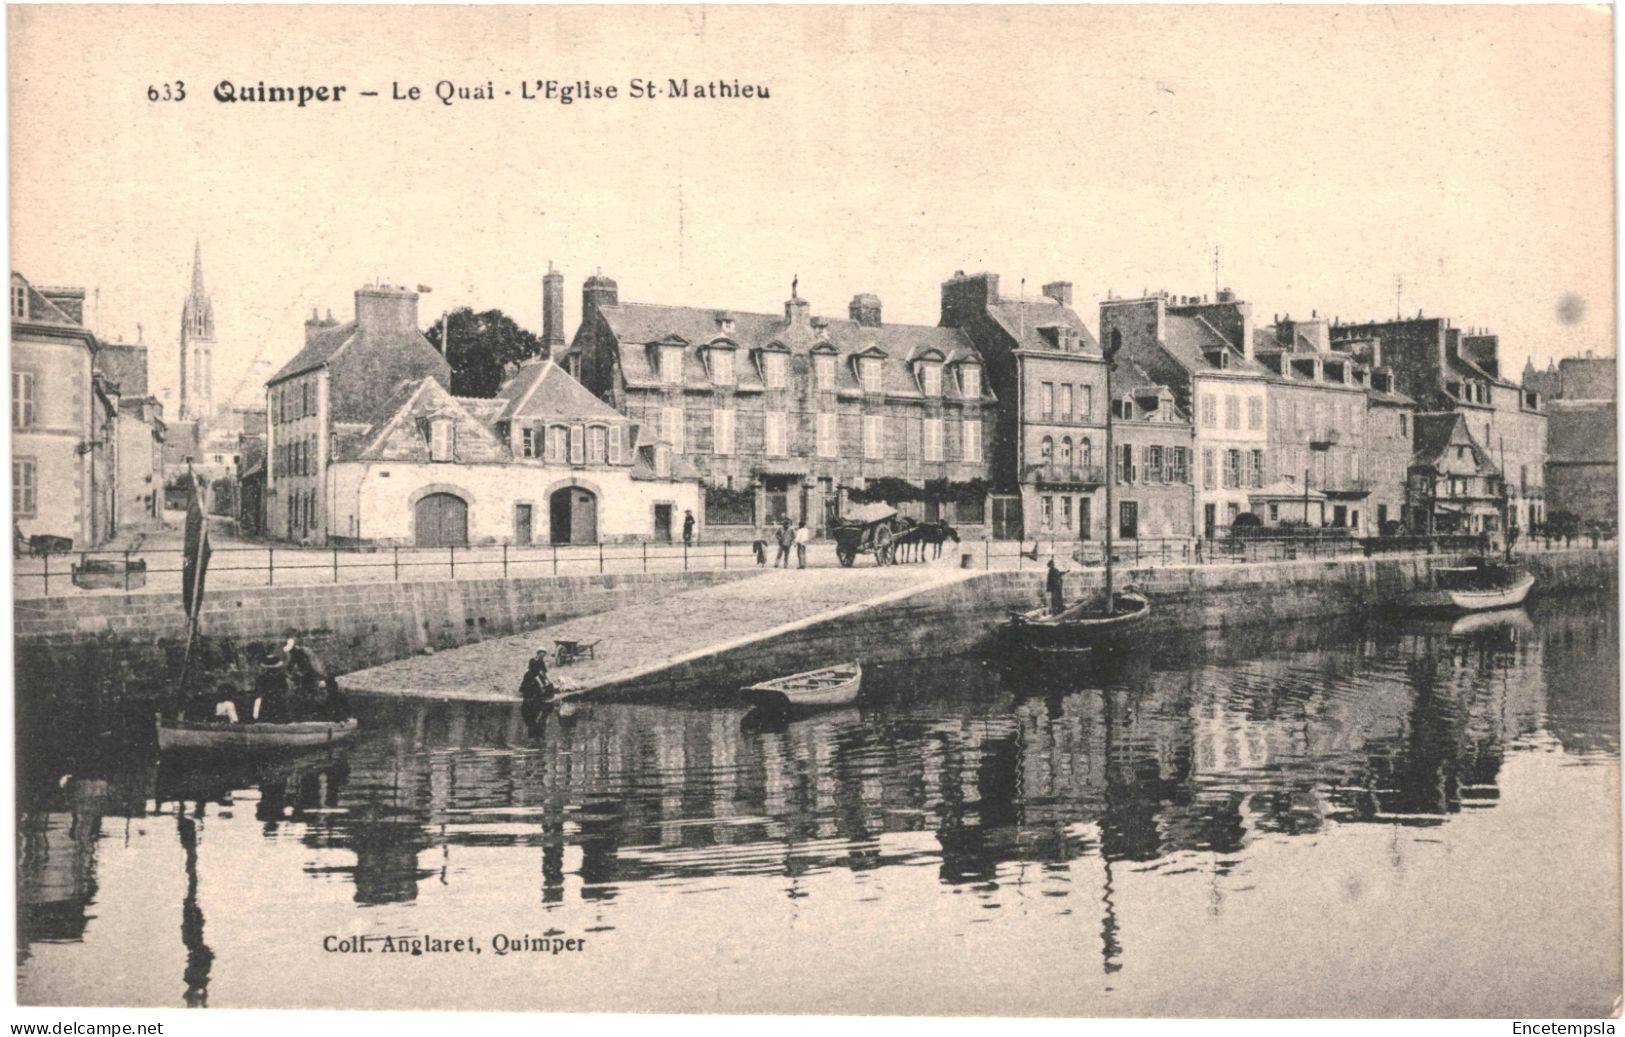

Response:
(920, 363), (942, 397)
(587, 424), (607, 463)
(762, 351), (788, 389)
(815, 353), (837, 390)
(959, 364), (981, 399)
(429, 418), (454, 462)
(659, 345), (684, 385)
(860, 357), (883, 394)
(710, 348), (734, 386)
(10, 284), (26, 320)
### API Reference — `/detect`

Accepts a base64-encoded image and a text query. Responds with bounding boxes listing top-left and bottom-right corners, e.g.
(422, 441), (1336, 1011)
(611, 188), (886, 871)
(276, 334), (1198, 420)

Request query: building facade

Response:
(566, 274), (998, 536)
(326, 362), (701, 545)
(1407, 412), (1506, 535)
(94, 337), (166, 530)
(264, 285), (453, 543)
(11, 272), (120, 547)
(1330, 316), (1546, 534)
(1529, 354), (1616, 527)
(1100, 291), (1268, 537)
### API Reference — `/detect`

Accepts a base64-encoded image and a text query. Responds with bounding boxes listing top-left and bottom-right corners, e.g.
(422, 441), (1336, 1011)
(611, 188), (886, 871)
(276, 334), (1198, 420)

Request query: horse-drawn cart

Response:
(830, 504), (900, 567)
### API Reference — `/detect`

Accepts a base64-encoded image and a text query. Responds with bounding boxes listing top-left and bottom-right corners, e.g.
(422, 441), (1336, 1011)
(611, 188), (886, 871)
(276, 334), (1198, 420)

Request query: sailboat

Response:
(154, 472), (358, 753)
(1430, 437), (1536, 613)
(1003, 331), (1152, 651)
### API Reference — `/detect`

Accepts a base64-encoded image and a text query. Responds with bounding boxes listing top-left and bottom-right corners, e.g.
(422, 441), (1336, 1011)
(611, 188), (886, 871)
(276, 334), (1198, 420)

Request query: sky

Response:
(9, 4), (1615, 411)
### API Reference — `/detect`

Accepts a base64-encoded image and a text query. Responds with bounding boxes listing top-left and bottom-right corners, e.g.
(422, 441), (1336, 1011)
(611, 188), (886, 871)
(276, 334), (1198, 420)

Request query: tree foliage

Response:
(426, 307), (544, 398)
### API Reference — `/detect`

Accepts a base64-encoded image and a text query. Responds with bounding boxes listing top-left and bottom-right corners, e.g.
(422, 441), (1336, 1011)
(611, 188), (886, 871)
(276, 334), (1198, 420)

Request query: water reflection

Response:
(15, 597), (1619, 1009)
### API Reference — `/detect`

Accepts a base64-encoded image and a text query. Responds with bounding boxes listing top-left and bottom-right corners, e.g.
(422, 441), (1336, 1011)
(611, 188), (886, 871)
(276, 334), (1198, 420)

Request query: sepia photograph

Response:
(7, 2), (1620, 1019)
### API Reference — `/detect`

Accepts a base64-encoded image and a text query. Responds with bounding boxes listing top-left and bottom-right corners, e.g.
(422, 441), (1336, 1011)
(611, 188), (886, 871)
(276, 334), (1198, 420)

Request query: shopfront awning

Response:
(754, 461), (811, 478)
(1248, 479), (1326, 503)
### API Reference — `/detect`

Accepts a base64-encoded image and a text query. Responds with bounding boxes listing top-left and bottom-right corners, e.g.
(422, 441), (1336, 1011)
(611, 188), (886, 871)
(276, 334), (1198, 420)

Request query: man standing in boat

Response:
(1046, 559), (1065, 615)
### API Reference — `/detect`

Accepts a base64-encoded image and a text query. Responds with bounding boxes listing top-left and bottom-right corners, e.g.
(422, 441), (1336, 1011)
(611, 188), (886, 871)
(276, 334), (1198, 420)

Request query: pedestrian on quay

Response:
(774, 517), (794, 568)
(752, 525), (768, 567)
(682, 510), (696, 547)
(794, 521), (810, 569)
(1045, 558), (1065, 615)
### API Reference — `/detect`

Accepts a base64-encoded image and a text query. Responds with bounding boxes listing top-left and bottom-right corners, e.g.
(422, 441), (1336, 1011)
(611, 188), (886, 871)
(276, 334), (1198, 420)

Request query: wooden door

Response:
(571, 489), (597, 543)
(415, 493), (468, 547)
(654, 504), (673, 542)
(514, 504), (533, 544)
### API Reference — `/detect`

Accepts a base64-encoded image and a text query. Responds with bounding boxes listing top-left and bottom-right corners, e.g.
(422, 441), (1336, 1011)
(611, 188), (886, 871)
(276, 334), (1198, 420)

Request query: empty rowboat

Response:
(155, 713), (359, 753)
(742, 663), (862, 709)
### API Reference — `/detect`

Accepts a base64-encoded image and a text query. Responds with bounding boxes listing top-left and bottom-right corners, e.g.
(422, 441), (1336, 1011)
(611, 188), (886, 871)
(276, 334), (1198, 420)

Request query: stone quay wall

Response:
(587, 548), (1619, 699)
(16, 570), (753, 710)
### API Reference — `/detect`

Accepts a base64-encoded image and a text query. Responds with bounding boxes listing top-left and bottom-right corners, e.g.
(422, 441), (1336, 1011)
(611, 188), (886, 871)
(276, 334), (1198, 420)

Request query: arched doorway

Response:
(414, 492), (468, 547)
(550, 486), (597, 544)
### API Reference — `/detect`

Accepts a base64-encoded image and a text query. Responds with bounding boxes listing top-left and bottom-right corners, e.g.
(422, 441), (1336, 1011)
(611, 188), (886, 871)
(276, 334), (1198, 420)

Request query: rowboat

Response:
(1003, 591), (1152, 652)
(741, 663), (862, 709)
(155, 713), (359, 753)
(1433, 562), (1535, 612)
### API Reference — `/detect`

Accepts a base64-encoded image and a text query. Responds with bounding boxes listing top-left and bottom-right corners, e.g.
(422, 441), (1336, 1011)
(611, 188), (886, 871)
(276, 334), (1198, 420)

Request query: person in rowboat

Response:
(518, 649), (557, 733)
(1046, 559), (1066, 615)
(253, 647), (292, 723)
(285, 638), (351, 721)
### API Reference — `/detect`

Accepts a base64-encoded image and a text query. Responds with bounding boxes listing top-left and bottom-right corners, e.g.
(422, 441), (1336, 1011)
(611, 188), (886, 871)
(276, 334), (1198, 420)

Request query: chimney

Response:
(1217, 287), (1236, 303)
(582, 273), (619, 317)
(1042, 281), (1074, 308)
(786, 286), (811, 327)
(542, 262), (565, 355)
(354, 285), (419, 338)
(939, 271), (1000, 329)
(305, 304), (338, 344)
(849, 293), (882, 327)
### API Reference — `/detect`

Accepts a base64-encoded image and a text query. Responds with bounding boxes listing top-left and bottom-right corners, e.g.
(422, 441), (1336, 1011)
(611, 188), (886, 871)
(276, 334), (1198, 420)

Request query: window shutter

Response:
(570, 424), (585, 464)
(609, 425), (623, 464)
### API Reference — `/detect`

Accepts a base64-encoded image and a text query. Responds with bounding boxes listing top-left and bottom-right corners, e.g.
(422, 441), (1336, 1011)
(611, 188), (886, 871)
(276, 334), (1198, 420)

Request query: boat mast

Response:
(1103, 338), (1117, 610)
(1498, 435), (1511, 561)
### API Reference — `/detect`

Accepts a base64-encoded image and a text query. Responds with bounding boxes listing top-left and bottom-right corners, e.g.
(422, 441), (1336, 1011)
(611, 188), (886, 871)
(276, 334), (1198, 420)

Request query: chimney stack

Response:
(849, 293), (882, 327)
(582, 273), (619, 316)
(354, 285), (419, 338)
(542, 262), (565, 356)
(1042, 281), (1074, 308)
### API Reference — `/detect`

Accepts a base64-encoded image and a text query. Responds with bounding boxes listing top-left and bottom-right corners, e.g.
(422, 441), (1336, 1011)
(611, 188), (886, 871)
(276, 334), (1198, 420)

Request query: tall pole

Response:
(1103, 352), (1116, 611)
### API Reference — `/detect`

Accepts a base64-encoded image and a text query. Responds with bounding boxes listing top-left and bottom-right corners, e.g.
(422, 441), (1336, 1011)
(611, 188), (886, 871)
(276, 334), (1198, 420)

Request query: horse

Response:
(892, 520), (961, 563)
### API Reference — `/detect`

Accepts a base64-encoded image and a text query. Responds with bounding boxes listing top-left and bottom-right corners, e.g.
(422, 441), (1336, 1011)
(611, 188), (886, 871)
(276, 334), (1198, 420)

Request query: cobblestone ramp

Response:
(337, 563), (979, 702)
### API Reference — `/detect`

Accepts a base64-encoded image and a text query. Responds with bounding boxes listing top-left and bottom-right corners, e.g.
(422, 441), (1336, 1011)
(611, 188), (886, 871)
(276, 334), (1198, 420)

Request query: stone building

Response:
(93, 336), (166, 530)
(326, 360), (701, 546)
(565, 274), (997, 536)
(1100, 291), (1269, 538)
(1330, 315), (1546, 534)
(1527, 354), (1616, 527)
(936, 271), (1194, 542)
(10, 272), (120, 547)
(265, 285), (452, 542)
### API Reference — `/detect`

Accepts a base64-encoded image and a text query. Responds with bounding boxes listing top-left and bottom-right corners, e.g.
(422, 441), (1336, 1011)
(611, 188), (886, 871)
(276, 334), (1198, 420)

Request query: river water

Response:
(16, 598), (1621, 1016)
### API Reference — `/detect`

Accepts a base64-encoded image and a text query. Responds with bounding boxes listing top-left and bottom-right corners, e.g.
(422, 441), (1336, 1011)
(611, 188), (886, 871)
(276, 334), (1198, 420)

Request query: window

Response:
(660, 346), (684, 385)
(1146, 445), (1164, 482)
(1201, 394), (1217, 428)
(815, 354), (837, 390)
(1224, 449), (1242, 488)
(863, 415), (884, 459)
(1118, 443), (1135, 483)
(713, 408), (735, 455)
(12, 372), (35, 428)
(430, 419), (453, 462)
(921, 364), (942, 397)
(608, 426), (623, 465)
(1247, 397), (1263, 430)
(1399, 413), (1408, 437)
(1169, 447), (1189, 484)
(1061, 496), (1072, 530)
(10, 285), (25, 319)
(765, 411), (787, 457)
(1039, 435), (1054, 467)
(522, 427), (542, 458)
(13, 459), (35, 516)
(547, 424), (568, 462)
(1060, 385), (1073, 421)
(861, 358), (884, 394)
(1080, 437), (1092, 470)
(1249, 449), (1264, 488)
(568, 424), (586, 464)
(1203, 448), (1216, 489)
(1059, 437), (1072, 472)
(962, 419), (982, 463)
(924, 418), (943, 462)
(587, 424), (607, 463)
(662, 407), (684, 453)
(1041, 495), (1054, 529)
(710, 349), (734, 386)
(1041, 382), (1054, 419)
(763, 352), (788, 389)
(960, 365), (981, 399)
(1082, 385), (1094, 421)
(1224, 395), (1240, 430)
(817, 412), (837, 458)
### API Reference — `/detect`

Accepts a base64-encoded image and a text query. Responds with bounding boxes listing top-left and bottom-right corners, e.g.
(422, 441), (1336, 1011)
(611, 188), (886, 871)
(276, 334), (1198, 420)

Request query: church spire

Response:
(190, 238), (205, 299)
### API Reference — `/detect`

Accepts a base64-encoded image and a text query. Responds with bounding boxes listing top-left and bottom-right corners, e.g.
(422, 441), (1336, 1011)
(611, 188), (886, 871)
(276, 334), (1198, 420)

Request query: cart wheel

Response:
(873, 526), (894, 565)
(838, 549), (855, 567)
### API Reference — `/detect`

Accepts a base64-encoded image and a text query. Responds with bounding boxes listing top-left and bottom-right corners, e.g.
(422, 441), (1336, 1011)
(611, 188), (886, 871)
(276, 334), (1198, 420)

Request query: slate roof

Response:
(990, 296), (1100, 353)
(1412, 412), (1499, 474)
(94, 343), (149, 396)
(495, 358), (628, 424)
(1161, 313), (1268, 378)
(598, 300), (993, 402)
(269, 321), (359, 384)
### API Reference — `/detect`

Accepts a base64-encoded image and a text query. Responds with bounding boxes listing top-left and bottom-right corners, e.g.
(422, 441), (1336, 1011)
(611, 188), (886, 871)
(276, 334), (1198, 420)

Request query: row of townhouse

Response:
(10, 272), (166, 551)
(248, 270), (1547, 548)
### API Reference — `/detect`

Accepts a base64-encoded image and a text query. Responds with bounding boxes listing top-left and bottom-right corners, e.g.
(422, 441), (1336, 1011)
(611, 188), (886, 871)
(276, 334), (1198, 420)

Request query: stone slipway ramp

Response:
(338, 563), (982, 703)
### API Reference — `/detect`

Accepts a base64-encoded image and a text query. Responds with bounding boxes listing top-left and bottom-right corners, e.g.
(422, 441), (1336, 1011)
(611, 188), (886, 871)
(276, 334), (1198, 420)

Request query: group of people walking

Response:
(752, 517), (811, 569)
